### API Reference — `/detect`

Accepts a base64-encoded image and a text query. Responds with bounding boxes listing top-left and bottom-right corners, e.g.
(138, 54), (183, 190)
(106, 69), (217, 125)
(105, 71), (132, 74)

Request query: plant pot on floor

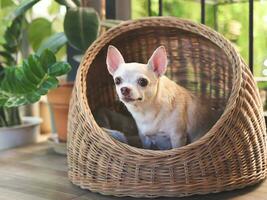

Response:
(47, 82), (73, 143)
(0, 116), (42, 151)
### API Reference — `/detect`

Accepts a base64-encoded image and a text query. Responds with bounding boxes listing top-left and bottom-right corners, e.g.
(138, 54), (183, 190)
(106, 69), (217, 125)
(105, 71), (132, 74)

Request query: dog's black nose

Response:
(121, 87), (130, 96)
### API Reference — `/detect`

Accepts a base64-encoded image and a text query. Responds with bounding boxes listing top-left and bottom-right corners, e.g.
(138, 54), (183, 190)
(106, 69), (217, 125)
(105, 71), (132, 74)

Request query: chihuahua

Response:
(106, 45), (218, 149)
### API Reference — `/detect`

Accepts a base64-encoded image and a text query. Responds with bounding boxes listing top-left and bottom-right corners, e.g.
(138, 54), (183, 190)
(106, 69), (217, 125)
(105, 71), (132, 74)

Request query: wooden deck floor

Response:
(0, 142), (266, 200)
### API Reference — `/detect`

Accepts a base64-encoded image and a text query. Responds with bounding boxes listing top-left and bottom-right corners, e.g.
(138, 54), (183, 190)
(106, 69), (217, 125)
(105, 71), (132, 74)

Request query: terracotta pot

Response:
(47, 82), (73, 142)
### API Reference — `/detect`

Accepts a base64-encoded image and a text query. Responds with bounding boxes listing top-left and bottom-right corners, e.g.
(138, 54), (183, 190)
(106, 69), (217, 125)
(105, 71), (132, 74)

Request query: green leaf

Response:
(13, 69), (28, 93)
(28, 18), (52, 51)
(257, 81), (267, 90)
(36, 32), (67, 55)
(23, 60), (41, 84)
(15, 67), (36, 92)
(54, 0), (76, 8)
(48, 61), (71, 77)
(3, 17), (23, 54)
(25, 91), (41, 103)
(2, 67), (15, 92)
(40, 49), (56, 71)
(0, 0), (16, 8)
(0, 2), (17, 46)
(38, 76), (58, 95)
(72, 0), (80, 6)
(10, 0), (40, 20)
(64, 7), (100, 51)
(0, 50), (71, 107)
(0, 96), (8, 106)
(28, 55), (45, 79)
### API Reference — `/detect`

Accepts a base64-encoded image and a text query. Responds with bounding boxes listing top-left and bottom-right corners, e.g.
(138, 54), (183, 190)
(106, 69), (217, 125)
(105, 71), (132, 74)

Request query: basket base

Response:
(68, 171), (266, 198)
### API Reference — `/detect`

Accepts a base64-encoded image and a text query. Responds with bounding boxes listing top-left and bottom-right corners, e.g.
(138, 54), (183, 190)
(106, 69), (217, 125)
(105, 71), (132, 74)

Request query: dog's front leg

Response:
(170, 132), (187, 148)
(139, 133), (152, 149)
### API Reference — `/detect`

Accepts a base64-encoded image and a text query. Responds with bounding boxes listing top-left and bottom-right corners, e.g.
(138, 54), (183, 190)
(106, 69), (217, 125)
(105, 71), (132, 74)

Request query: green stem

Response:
(0, 107), (8, 127)
(0, 107), (22, 127)
(12, 107), (21, 125)
(72, 0), (81, 6)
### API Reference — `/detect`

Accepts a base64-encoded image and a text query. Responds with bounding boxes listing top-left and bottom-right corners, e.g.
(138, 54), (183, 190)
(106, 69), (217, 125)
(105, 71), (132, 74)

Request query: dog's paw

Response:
(102, 128), (128, 144)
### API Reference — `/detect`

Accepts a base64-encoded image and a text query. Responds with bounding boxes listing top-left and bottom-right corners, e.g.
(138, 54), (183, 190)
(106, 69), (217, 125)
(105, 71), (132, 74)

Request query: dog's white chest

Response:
(133, 107), (178, 136)
(134, 111), (175, 150)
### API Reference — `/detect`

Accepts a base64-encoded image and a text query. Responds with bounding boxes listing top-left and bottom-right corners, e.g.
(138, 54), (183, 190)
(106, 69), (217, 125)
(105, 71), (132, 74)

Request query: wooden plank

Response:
(0, 171), (86, 197)
(0, 161), (67, 179)
(20, 152), (68, 172)
(0, 143), (52, 162)
(0, 187), (48, 200)
(0, 178), (77, 200)
(0, 142), (267, 200)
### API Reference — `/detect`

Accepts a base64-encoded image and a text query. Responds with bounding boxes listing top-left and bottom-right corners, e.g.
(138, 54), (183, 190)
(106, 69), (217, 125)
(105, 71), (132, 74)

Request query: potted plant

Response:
(0, 1), (71, 150)
(2, 0), (121, 145)
(0, 49), (71, 150)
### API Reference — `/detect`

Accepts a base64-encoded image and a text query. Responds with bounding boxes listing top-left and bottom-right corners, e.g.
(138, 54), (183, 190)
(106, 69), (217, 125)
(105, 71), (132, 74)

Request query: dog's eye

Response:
(138, 78), (148, 87)
(114, 77), (122, 85)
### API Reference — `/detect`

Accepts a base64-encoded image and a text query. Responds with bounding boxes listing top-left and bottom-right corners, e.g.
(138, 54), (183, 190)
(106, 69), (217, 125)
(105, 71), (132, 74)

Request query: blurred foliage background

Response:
(132, 0), (267, 77)
(0, 0), (66, 63)
(1, 0), (267, 77)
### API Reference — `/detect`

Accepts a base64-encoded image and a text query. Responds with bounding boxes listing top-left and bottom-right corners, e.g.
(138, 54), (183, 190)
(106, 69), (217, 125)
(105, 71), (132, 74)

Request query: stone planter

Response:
(0, 116), (42, 151)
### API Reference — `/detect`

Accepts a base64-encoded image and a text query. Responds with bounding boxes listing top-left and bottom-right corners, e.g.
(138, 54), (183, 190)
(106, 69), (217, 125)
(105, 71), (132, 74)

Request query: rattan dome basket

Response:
(67, 17), (267, 198)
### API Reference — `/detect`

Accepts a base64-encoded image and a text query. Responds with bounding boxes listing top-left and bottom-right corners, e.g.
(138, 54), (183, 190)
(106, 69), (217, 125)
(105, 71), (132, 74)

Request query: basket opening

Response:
(86, 27), (233, 149)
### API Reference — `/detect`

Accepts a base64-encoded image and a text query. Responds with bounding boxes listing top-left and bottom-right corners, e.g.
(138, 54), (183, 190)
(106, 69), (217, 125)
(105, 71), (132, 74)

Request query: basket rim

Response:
(77, 16), (243, 156)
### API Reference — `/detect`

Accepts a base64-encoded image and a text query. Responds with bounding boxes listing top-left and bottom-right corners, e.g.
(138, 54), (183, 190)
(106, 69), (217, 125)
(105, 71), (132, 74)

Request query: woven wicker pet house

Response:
(68, 17), (267, 198)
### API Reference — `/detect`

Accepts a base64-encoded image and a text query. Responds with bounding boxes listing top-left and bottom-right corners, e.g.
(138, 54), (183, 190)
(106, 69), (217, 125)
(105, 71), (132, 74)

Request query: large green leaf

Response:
(40, 49), (56, 71)
(48, 61), (70, 76)
(28, 18), (52, 51)
(0, 49), (71, 107)
(54, 0), (77, 8)
(10, 0), (40, 20)
(36, 32), (67, 55)
(3, 16), (23, 54)
(72, 0), (80, 6)
(64, 7), (100, 52)
(27, 54), (45, 79)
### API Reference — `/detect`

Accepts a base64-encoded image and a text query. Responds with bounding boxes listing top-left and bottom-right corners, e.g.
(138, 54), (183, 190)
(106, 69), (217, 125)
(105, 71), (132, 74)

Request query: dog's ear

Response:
(106, 45), (125, 75)
(147, 46), (167, 77)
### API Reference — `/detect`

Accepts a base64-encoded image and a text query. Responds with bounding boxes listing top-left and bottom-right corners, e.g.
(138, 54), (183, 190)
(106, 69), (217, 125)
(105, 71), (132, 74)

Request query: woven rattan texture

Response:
(67, 17), (267, 198)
